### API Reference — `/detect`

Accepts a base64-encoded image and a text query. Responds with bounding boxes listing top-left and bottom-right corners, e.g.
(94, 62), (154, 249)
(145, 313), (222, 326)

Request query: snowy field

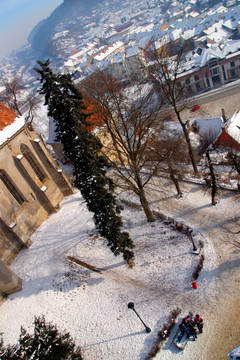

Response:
(0, 188), (218, 360)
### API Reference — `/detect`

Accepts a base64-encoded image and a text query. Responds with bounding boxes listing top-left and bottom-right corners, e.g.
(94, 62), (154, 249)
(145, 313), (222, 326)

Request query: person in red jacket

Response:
(194, 314), (203, 333)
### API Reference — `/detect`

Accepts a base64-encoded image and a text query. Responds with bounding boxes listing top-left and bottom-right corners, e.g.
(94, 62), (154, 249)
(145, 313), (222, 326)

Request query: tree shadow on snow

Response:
(7, 271), (104, 300)
(149, 194), (177, 204)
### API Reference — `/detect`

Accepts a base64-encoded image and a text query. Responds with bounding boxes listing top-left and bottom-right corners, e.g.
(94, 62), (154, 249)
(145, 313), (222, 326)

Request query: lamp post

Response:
(128, 302), (151, 333)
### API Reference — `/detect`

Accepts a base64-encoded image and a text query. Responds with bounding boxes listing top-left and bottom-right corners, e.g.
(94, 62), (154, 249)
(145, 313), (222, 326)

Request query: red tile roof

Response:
(0, 103), (18, 131)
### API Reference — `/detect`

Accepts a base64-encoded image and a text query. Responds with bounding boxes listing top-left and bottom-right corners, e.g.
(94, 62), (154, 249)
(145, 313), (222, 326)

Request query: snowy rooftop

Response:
(226, 109), (240, 143)
(191, 117), (224, 141)
(0, 115), (25, 146)
(93, 41), (124, 61)
(126, 45), (139, 58)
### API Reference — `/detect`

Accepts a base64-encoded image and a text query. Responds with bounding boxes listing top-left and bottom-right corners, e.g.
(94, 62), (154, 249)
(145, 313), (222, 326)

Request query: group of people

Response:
(179, 312), (203, 341)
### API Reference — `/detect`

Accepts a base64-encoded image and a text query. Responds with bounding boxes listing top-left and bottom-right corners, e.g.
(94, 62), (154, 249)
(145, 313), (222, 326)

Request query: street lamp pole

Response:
(128, 302), (151, 333)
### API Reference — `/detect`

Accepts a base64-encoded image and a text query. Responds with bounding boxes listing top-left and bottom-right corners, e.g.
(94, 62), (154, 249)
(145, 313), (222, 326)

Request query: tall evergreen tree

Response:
(0, 316), (82, 359)
(34, 60), (134, 262)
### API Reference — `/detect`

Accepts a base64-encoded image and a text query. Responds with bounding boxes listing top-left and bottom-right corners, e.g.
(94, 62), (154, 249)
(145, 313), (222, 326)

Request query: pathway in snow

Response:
(145, 178), (240, 360)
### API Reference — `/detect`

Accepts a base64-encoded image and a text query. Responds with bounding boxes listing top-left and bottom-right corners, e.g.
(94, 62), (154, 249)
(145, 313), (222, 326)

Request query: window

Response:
(222, 65), (226, 81)
(196, 82), (201, 91)
(230, 61), (235, 68)
(230, 68), (236, 78)
(20, 144), (46, 182)
(208, 58), (218, 69)
(0, 170), (25, 205)
(211, 68), (219, 76)
(185, 78), (190, 84)
(194, 75), (199, 81)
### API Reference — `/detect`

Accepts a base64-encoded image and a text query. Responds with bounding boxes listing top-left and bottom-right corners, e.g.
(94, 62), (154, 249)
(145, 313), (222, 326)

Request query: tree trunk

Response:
(168, 162), (183, 197)
(206, 150), (217, 205)
(134, 167), (155, 222)
(139, 187), (155, 222)
(176, 111), (198, 173)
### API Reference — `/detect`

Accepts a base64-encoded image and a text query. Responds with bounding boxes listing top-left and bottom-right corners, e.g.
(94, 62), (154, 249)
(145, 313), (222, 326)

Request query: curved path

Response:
(146, 178), (240, 360)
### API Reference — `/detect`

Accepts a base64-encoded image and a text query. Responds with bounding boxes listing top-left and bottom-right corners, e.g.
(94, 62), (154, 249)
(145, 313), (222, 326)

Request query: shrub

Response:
(145, 308), (181, 359)
(192, 254), (205, 280)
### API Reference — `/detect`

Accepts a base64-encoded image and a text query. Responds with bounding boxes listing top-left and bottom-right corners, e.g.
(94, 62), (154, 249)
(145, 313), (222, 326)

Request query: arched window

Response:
(0, 170), (25, 205)
(20, 144), (46, 182)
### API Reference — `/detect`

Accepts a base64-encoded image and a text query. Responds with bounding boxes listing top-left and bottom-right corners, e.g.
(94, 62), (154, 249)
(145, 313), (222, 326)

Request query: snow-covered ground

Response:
(0, 93), (239, 359)
(1, 174), (239, 360)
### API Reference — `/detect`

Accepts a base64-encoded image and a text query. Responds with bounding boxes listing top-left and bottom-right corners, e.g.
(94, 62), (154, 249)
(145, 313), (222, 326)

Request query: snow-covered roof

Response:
(221, 39), (240, 56)
(126, 45), (139, 58)
(64, 59), (75, 68)
(93, 41), (124, 61)
(109, 52), (125, 64)
(191, 117), (223, 141)
(169, 28), (182, 41)
(225, 109), (240, 144)
(199, 47), (224, 67)
(0, 115), (25, 146)
(154, 34), (170, 49)
(206, 27), (232, 43)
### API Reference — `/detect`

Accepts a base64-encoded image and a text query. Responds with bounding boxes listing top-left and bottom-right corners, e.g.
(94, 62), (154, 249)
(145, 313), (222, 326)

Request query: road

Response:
(162, 79), (240, 122)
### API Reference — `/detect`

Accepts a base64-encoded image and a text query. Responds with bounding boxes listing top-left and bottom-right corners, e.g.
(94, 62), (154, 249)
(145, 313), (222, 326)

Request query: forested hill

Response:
(28, 0), (104, 56)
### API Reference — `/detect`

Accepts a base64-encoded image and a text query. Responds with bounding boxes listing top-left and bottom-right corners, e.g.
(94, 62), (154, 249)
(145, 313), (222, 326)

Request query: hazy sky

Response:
(0, 0), (63, 59)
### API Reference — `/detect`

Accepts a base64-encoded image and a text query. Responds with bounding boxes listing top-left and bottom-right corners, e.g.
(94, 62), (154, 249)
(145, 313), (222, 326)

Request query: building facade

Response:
(0, 103), (74, 297)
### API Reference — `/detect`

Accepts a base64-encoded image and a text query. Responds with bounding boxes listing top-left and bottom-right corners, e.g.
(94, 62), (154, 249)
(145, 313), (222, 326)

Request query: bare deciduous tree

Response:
(4, 78), (23, 116)
(81, 71), (164, 222)
(197, 131), (220, 206)
(2, 78), (39, 130)
(147, 40), (198, 173)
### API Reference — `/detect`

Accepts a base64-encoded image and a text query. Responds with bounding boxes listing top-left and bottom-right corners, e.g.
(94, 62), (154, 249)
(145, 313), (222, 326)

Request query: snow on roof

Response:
(223, 6), (240, 30)
(192, 117), (224, 141)
(189, 11), (199, 18)
(138, 35), (152, 49)
(154, 34), (170, 49)
(126, 45), (139, 58)
(206, 27), (232, 43)
(221, 39), (240, 56)
(169, 28), (182, 41)
(109, 52), (125, 63)
(0, 104), (26, 146)
(199, 47), (224, 67)
(93, 41), (124, 61)
(64, 59), (75, 67)
(0, 114), (25, 146)
(203, 20), (223, 36)
(52, 30), (69, 40)
(226, 109), (240, 143)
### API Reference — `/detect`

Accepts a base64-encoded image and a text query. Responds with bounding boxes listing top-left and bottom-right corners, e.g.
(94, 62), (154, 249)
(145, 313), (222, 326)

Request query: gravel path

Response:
(145, 178), (240, 360)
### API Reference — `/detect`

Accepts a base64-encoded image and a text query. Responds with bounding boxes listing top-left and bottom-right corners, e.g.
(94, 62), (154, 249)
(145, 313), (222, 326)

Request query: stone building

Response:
(0, 103), (74, 297)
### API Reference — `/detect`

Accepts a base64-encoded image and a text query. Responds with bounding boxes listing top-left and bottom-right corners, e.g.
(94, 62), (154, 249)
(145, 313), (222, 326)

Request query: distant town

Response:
(1, 0), (240, 97)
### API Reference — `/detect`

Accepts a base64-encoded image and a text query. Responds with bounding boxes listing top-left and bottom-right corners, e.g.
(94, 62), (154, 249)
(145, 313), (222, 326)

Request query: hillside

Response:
(29, 0), (105, 56)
